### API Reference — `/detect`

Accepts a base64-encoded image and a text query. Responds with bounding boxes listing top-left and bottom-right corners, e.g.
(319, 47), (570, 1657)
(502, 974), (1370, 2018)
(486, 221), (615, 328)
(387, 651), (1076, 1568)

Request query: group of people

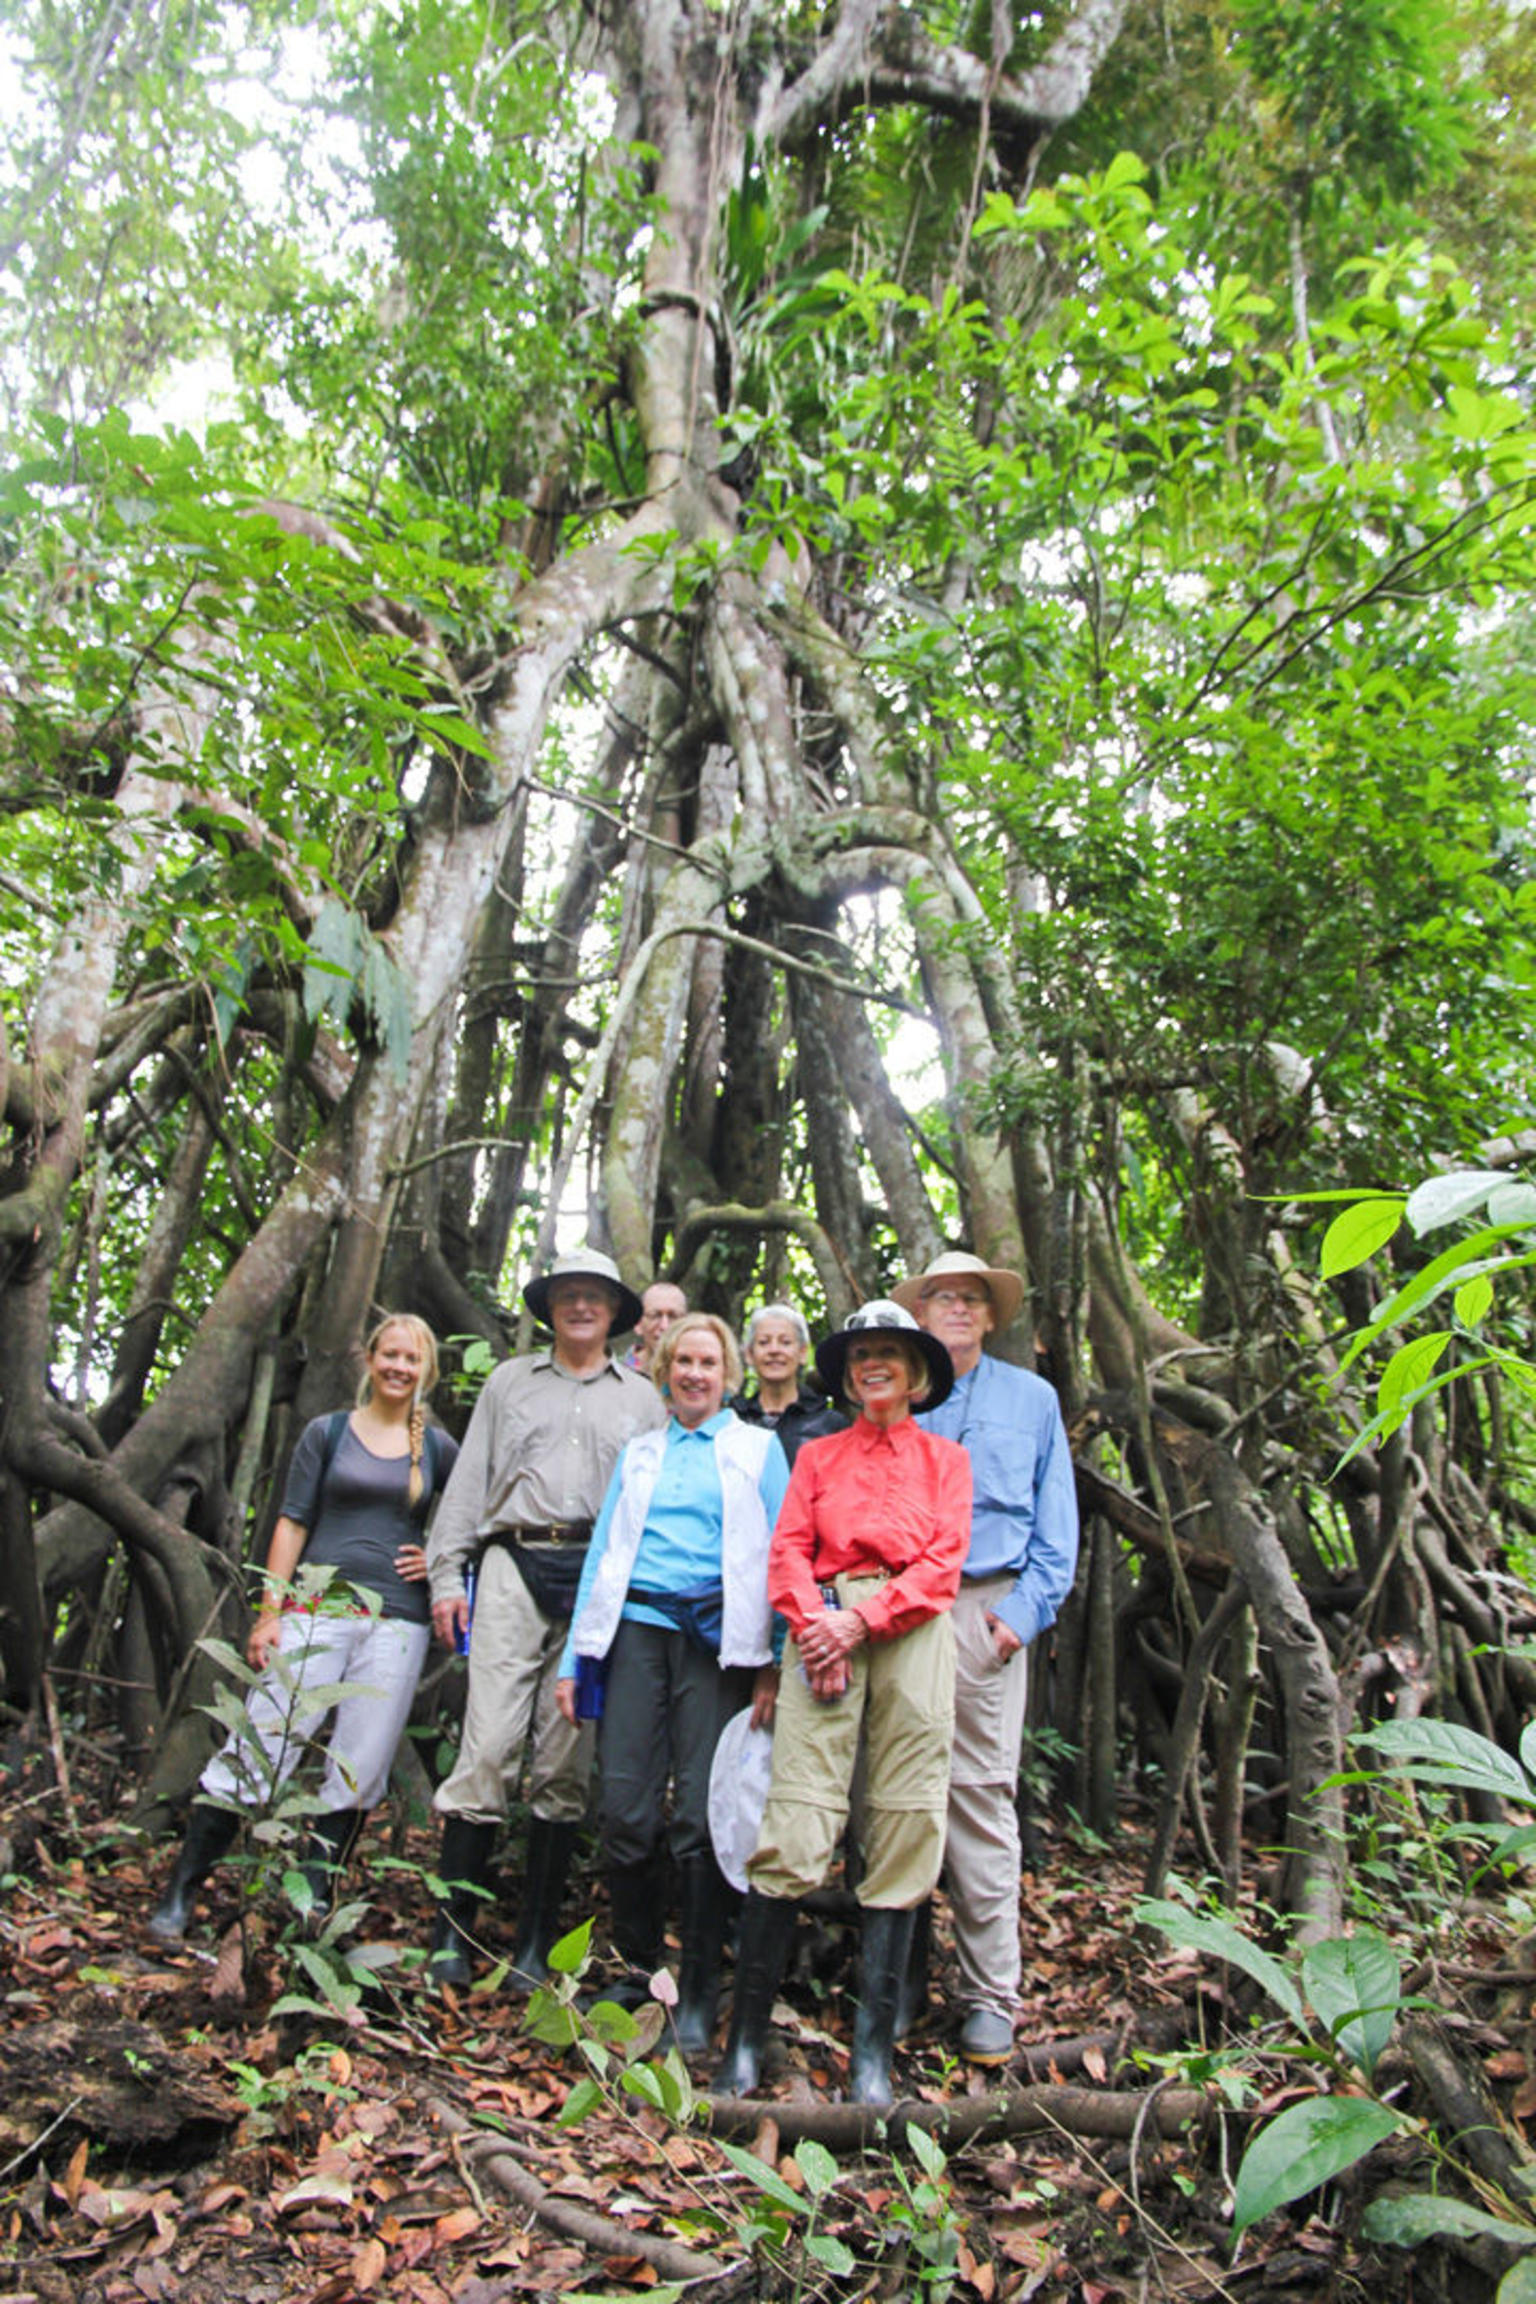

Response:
(149, 1241), (1078, 2107)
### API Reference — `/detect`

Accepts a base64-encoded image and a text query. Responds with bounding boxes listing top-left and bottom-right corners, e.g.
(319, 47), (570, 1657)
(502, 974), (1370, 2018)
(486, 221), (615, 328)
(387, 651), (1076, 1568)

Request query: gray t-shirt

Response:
(281, 1415), (459, 1625)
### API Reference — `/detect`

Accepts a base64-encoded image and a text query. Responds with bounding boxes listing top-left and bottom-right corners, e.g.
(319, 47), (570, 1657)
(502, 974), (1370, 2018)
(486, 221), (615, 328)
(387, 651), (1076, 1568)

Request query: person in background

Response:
(715, 1302), (969, 2108)
(557, 1312), (788, 2053)
(732, 1302), (844, 1465)
(625, 1278), (689, 1376)
(424, 1249), (664, 1987)
(893, 1249), (1080, 2065)
(149, 1314), (455, 1941)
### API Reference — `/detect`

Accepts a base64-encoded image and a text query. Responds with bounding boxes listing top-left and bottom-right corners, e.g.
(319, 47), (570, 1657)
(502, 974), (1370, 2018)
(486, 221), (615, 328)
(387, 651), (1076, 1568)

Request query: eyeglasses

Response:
(923, 1288), (990, 1309)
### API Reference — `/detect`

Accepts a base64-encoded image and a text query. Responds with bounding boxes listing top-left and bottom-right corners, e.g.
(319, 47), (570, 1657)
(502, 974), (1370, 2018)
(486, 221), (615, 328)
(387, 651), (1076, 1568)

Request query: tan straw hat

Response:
(891, 1249), (1025, 1328)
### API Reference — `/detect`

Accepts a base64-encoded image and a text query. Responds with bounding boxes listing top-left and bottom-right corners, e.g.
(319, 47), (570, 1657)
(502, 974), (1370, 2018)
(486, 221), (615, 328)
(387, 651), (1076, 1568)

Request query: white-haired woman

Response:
(733, 1303), (844, 1465)
(149, 1314), (457, 1941)
(557, 1311), (789, 2051)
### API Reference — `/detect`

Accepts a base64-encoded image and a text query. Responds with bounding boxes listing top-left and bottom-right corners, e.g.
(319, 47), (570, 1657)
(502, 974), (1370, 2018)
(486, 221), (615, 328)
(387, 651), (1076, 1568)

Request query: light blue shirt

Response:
(560, 1411), (790, 1670)
(918, 1355), (1079, 1646)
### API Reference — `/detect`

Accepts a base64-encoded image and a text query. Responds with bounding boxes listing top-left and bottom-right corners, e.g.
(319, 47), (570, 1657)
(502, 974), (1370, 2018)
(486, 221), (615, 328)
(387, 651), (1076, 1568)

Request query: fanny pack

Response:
(481, 1533), (588, 1620)
(628, 1581), (725, 1659)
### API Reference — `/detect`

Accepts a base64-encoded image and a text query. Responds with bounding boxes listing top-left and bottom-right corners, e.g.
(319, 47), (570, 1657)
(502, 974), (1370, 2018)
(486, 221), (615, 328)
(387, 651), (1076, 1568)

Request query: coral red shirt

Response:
(767, 1413), (971, 1644)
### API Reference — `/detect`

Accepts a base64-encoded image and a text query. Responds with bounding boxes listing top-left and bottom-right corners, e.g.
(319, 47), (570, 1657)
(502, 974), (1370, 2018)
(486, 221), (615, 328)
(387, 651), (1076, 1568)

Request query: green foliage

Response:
(740, 142), (1536, 1307)
(1136, 1898), (1305, 2028)
(1230, 0), (1472, 204)
(1138, 1894), (1413, 2237)
(880, 2124), (966, 2299)
(1232, 2095), (1404, 2239)
(520, 1921), (698, 2131)
(1309, 1165), (1536, 1459)
(715, 2135), (858, 2289)
(1301, 1931), (1400, 2078)
(1142, 1711), (1536, 2257)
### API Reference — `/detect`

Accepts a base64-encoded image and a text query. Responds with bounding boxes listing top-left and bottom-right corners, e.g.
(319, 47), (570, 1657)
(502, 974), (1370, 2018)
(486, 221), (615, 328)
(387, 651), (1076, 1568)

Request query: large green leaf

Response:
(1362, 2192), (1536, 2249)
(1135, 1901), (1303, 2027)
(1359, 1719), (1536, 1807)
(1377, 1331), (1451, 1416)
(716, 2140), (808, 2217)
(1301, 1931), (1400, 2078)
(1406, 1171), (1515, 1237)
(1233, 2097), (1402, 2238)
(1319, 1197), (1405, 1278)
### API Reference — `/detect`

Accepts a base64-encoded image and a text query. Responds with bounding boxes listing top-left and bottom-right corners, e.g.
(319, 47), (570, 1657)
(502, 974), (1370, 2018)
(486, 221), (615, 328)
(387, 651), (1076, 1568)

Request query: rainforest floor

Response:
(2, 1726), (1531, 2304)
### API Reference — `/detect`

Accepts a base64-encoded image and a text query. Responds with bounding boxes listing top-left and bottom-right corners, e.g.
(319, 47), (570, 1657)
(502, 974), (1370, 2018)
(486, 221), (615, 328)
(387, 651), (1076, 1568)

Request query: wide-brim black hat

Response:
(815, 1299), (955, 1412)
(522, 1247), (643, 1338)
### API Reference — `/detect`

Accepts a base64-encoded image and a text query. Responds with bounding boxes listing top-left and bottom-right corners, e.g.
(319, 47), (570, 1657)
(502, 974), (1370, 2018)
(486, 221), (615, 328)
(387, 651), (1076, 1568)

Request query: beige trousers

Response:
(944, 1574), (1030, 2016)
(748, 1575), (955, 1909)
(434, 1543), (593, 1824)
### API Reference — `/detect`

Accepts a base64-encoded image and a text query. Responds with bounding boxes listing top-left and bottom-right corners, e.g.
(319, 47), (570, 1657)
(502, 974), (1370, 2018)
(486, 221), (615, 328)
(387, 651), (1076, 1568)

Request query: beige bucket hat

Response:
(891, 1249), (1025, 1328)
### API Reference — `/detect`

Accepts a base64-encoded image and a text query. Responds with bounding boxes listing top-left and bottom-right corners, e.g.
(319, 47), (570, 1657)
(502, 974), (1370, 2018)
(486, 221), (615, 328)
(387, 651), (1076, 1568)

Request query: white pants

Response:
(201, 1609), (431, 1813)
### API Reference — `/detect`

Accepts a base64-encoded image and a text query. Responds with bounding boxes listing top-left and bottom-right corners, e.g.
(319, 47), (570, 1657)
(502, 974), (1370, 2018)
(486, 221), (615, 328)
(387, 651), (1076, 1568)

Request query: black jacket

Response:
(732, 1383), (846, 1467)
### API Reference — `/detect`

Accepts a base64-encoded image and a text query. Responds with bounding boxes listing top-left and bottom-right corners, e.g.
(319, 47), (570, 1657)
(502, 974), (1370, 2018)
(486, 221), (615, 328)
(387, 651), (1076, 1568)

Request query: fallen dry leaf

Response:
(276, 2168), (355, 2211)
(432, 2205), (481, 2248)
(209, 1923), (247, 2005)
(61, 2136), (89, 2209)
(352, 2234), (389, 2289)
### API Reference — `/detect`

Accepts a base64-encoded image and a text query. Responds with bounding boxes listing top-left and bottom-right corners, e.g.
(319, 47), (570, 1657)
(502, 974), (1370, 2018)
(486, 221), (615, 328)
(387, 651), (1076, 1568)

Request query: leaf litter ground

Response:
(2, 1765), (1527, 2303)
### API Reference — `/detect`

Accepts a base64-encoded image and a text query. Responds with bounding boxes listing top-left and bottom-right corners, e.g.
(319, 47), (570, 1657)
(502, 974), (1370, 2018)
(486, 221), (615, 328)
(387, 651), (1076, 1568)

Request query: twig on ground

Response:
(41, 1673), (80, 1841)
(0, 2097), (84, 2183)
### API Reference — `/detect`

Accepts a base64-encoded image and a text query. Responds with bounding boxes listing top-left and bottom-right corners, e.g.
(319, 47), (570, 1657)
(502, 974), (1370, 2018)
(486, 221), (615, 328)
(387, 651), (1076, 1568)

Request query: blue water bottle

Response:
(454, 1565), (475, 1657)
(574, 1652), (607, 1720)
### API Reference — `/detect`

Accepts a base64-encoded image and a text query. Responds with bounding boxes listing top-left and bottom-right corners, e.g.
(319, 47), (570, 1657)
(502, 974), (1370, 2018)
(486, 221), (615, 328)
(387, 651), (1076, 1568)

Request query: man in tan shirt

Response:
(425, 1248), (664, 1986)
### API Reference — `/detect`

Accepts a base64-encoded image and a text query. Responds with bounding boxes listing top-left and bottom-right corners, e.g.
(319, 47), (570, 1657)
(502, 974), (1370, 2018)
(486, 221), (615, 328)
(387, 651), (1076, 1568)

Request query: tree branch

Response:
(764, 0), (1131, 152)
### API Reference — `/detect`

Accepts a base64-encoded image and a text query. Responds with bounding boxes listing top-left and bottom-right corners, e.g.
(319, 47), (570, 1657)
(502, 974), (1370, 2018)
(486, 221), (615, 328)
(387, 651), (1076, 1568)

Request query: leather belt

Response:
(499, 1520), (592, 1547)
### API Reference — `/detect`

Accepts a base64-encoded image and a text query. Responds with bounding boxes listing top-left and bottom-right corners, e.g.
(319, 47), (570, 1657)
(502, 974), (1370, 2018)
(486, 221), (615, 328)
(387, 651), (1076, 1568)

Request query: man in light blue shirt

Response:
(895, 1251), (1079, 2063)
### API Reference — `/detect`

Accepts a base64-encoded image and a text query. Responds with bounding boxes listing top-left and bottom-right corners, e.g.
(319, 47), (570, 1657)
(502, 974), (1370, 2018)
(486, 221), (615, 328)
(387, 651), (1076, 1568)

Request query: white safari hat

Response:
(522, 1246), (643, 1336)
(708, 1706), (776, 1893)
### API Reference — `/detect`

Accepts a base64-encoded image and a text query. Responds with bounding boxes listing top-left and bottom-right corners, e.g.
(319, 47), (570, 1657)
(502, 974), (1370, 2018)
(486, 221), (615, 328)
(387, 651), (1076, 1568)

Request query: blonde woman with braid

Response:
(149, 1316), (458, 1941)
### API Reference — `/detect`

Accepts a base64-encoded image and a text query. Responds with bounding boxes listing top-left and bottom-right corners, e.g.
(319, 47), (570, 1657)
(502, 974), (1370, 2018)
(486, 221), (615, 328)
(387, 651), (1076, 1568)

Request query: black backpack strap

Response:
(317, 1409), (350, 1494)
(419, 1423), (445, 1512)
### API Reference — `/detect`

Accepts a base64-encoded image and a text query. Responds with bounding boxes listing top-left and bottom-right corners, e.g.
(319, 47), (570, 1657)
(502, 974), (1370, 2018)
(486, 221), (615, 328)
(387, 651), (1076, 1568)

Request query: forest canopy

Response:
(2, 0), (1536, 1932)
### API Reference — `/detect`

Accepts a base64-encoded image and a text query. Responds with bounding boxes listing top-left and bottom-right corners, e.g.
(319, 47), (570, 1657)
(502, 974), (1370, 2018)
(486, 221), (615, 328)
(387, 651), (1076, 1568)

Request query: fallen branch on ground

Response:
(702, 2079), (1211, 2149)
(430, 2099), (728, 2284)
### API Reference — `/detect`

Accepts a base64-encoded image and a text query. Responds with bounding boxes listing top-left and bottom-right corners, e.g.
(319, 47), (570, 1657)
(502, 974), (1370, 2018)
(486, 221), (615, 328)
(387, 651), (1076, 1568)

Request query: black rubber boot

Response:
(427, 1815), (497, 1988)
(510, 1817), (580, 1986)
(848, 1904), (918, 2108)
(147, 1804), (241, 1943)
(893, 1894), (933, 2041)
(298, 1808), (367, 1925)
(602, 1857), (664, 2006)
(712, 1890), (798, 2098)
(673, 1853), (729, 2056)
(598, 1852), (667, 1999)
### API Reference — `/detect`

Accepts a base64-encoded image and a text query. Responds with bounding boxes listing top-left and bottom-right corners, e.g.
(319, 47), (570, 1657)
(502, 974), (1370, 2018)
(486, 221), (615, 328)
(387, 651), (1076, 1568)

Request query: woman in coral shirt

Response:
(715, 1300), (969, 2108)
